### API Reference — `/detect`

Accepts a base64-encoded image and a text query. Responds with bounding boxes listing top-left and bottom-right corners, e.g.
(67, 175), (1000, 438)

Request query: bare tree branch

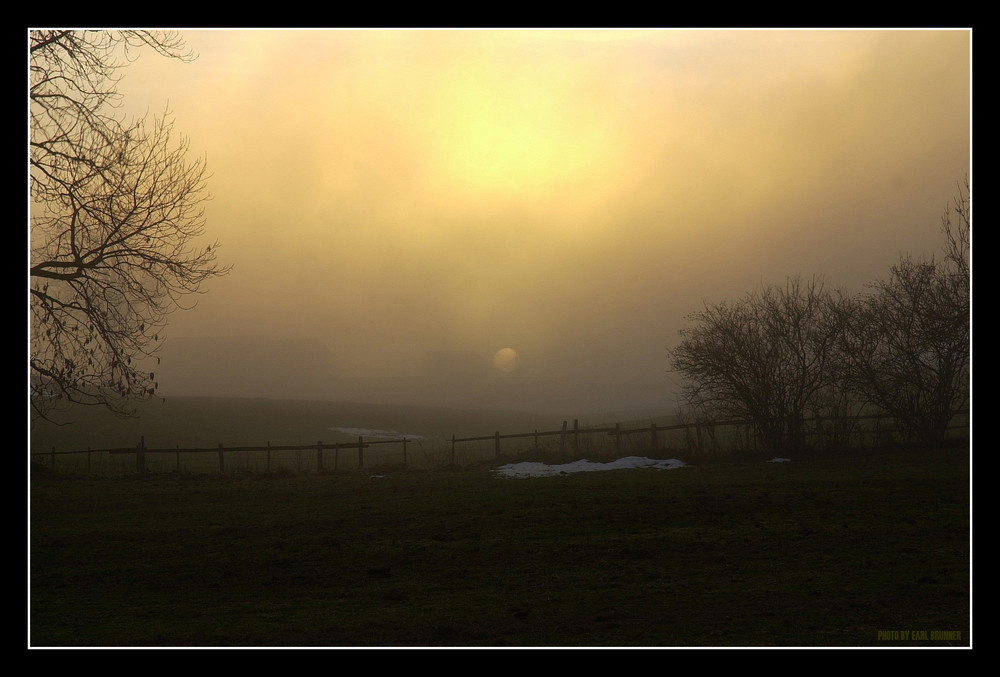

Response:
(30, 30), (230, 422)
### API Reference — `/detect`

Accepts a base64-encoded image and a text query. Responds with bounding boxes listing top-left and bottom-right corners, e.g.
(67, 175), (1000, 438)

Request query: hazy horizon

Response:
(104, 29), (969, 416)
(152, 334), (682, 417)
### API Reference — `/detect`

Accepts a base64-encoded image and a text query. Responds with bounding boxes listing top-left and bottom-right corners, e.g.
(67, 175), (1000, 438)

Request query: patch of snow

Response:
(768, 457), (792, 463)
(493, 456), (687, 479)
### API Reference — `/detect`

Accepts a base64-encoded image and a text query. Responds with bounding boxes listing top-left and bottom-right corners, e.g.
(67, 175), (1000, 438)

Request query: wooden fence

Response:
(450, 419), (680, 461)
(30, 410), (968, 476)
(30, 435), (421, 476)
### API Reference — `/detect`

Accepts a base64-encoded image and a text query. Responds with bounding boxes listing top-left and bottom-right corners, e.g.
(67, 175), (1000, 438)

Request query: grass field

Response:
(29, 441), (971, 648)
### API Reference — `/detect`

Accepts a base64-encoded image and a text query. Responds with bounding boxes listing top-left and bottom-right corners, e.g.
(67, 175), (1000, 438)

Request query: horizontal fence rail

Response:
(31, 411), (968, 476)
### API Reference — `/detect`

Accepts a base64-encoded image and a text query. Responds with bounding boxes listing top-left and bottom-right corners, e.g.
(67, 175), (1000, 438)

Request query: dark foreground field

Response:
(29, 444), (970, 648)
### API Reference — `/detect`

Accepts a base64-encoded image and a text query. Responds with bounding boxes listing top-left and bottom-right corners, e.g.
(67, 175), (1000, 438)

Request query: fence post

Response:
(534, 429), (539, 449)
(495, 431), (501, 458)
(266, 441), (271, 472)
(317, 441), (324, 472)
(358, 437), (364, 469)
(573, 419), (579, 454)
(402, 438), (408, 467)
(137, 436), (146, 473)
(559, 421), (567, 453)
(218, 442), (225, 474)
(650, 423), (657, 452)
(451, 434), (456, 465)
(614, 423), (621, 452)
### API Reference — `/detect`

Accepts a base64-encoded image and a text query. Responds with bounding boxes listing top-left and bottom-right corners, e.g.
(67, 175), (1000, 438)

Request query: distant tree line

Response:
(669, 178), (970, 451)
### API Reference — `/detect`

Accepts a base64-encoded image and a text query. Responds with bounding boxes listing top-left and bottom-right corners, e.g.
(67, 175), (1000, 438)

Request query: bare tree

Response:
(835, 181), (970, 446)
(30, 30), (231, 422)
(669, 276), (846, 452)
(942, 175), (970, 320)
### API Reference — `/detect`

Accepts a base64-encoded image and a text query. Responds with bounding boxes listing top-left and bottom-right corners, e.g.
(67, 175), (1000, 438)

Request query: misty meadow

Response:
(29, 28), (971, 648)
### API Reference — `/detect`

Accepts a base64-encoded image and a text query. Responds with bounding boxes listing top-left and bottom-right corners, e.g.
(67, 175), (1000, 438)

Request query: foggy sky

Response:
(111, 29), (970, 414)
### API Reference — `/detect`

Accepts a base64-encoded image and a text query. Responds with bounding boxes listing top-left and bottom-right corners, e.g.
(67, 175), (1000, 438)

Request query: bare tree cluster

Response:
(30, 30), (231, 422)
(670, 179), (970, 450)
(670, 276), (847, 453)
(833, 178), (970, 446)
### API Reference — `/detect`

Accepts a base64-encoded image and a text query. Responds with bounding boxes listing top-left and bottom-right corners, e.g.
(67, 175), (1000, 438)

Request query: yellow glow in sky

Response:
(424, 57), (620, 202)
(103, 28), (970, 406)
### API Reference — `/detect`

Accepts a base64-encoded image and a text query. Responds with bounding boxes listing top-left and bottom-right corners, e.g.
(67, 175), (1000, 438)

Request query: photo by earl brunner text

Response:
(877, 630), (963, 641)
